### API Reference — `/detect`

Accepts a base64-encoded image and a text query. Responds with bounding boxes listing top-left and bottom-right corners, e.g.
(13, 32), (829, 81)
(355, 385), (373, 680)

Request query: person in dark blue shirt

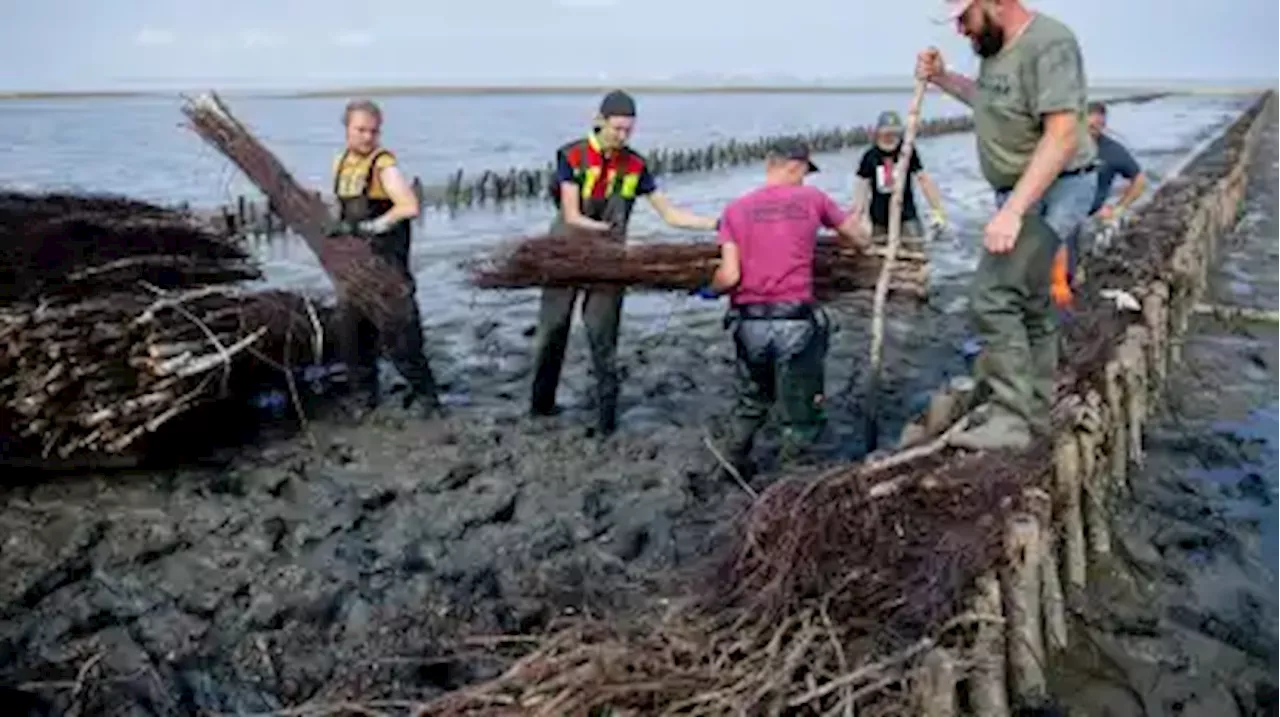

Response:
(1060, 100), (1149, 291)
(1087, 101), (1147, 221)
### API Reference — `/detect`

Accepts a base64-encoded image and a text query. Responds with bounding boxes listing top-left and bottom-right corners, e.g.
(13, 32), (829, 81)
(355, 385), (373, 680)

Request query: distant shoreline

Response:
(0, 82), (1274, 102)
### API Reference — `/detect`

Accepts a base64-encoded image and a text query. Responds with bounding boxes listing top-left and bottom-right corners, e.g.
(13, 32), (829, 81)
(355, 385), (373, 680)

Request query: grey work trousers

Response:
(529, 286), (624, 433)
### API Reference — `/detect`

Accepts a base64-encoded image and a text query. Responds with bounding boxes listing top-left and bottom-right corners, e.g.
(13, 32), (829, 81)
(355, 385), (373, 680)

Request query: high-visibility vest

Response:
(550, 132), (648, 224)
(333, 148), (396, 222)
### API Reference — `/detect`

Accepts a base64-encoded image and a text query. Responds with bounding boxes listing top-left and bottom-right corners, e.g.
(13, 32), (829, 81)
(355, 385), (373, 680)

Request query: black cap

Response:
(767, 137), (819, 173)
(599, 90), (637, 118)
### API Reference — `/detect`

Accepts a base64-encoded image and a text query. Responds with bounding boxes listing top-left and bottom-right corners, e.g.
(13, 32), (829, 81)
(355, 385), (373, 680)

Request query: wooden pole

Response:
(1002, 506), (1046, 702)
(1079, 390), (1112, 560)
(1120, 330), (1149, 467)
(1104, 359), (1128, 492)
(863, 79), (928, 452)
(1053, 431), (1087, 591)
(966, 572), (1010, 717)
(917, 648), (958, 717)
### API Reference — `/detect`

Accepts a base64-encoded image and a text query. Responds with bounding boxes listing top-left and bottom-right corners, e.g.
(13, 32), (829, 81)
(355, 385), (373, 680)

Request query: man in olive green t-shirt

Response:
(917, 0), (1097, 450)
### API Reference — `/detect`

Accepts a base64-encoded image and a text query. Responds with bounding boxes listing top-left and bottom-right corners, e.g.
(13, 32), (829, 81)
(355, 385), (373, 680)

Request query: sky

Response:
(1, 0), (1276, 92)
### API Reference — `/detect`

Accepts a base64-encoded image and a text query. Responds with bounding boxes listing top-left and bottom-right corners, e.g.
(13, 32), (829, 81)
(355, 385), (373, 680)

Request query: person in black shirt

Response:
(852, 110), (947, 239)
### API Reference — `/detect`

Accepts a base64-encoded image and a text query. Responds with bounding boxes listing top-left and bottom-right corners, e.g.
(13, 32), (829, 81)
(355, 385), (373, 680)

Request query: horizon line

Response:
(0, 79), (1275, 101)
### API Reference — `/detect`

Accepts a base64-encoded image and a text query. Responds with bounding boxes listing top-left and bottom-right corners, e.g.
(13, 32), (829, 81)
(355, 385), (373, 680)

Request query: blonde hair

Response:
(343, 99), (382, 126)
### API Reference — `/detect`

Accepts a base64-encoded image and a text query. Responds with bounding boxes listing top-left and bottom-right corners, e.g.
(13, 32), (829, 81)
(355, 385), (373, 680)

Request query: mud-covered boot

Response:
(591, 392), (619, 438)
(404, 378), (446, 419)
(777, 432), (823, 471)
(338, 385), (379, 423)
(947, 404), (1032, 451)
(404, 390), (447, 419)
(402, 361), (447, 419)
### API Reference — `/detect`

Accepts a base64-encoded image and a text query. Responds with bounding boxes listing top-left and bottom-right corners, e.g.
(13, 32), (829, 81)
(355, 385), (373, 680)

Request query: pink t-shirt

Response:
(717, 184), (849, 305)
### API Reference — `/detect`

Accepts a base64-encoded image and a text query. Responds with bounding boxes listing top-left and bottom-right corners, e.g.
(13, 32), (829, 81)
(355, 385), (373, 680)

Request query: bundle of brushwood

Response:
(0, 192), (259, 301)
(0, 192), (327, 461)
(467, 231), (930, 300)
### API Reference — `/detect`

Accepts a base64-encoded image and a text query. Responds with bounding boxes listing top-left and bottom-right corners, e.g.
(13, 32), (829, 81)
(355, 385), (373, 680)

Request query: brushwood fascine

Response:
(0, 192), (330, 464)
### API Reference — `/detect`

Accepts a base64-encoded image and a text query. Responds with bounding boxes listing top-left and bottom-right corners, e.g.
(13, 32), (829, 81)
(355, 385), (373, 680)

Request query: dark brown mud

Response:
(1050, 103), (1279, 717)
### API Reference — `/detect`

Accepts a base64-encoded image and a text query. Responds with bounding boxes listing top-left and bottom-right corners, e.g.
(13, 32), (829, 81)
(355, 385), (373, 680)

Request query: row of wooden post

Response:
(899, 91), (1271, 716)
(203, 91), (1172, 233)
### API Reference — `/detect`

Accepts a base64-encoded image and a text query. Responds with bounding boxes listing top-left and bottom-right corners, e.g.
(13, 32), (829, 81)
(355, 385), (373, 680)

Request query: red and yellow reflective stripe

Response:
(576, 132), (641, 200)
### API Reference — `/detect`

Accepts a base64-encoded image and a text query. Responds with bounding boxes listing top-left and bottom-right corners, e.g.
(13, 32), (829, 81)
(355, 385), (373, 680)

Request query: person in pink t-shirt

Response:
(696, 139), (868, 482)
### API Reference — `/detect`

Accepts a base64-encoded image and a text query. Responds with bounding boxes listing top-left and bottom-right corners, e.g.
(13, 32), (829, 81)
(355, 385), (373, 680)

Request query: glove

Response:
(1100, 288), (1141, 313)
(325, 218), (393, 237)
(324, 219), (359, 237)
(928, 208), (947, 230)
(356, 218), (394, 236)
(691, 285), (720, 300)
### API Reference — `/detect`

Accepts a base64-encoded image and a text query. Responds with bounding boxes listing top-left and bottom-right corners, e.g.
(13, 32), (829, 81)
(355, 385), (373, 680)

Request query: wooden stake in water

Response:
(864, 80), (927, 452)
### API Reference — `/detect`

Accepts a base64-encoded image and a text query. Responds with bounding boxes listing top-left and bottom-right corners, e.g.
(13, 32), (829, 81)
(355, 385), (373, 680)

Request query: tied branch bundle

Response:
(0, 192), (328, 462)
(0, 192), (259, 302)
(467, 232), (930, 301)
(0, 289), (323, 459)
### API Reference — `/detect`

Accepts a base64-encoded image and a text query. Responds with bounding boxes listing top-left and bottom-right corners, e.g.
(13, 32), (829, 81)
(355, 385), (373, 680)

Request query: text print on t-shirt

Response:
(875, 158), (896, 193)
(749, 200), (814, 223)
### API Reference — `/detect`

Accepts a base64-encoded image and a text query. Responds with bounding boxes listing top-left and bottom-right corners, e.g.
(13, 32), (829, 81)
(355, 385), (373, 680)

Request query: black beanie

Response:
(599, 90), (636, 118)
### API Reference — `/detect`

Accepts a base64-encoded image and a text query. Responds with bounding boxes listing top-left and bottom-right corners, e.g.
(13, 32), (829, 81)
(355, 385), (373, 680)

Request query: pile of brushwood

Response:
(413, 94), (1271, 716)
(0, 191), (329, 462)
(467, 231), (930, 301)
(419, 445), (1041, 716)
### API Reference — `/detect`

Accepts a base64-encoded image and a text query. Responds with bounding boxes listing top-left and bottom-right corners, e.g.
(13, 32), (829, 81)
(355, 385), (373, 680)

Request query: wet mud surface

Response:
(1051, 105), (1279, 717)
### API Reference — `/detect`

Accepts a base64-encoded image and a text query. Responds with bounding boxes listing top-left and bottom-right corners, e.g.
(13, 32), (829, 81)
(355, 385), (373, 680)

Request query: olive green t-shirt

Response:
(974, 13), (1097, 190)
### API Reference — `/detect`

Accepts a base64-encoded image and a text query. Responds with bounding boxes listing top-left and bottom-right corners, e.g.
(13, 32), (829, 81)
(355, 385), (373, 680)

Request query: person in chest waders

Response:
(327, 99), (443, 420)
(531, 90), (719, 437)
(918, 0), (1097, 450)
(695, 139), (870, 485)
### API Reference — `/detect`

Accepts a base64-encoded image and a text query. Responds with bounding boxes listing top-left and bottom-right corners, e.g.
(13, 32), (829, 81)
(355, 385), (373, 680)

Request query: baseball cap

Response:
(599, 90), (637, 118)
(944, 0), (976, 19)
(767, 138), (819, 173)
(876, 110), (905, 133)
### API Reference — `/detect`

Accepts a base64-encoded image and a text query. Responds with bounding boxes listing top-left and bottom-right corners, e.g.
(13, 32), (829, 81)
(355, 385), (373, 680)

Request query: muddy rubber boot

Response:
(777, 432), (824, 472)
(592, 393), (619, 438)
(338, 386), (379, 423)
(947, 404), (1032, 451)
(405, 389), (447, 420)
(403, 364), (447, 420)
